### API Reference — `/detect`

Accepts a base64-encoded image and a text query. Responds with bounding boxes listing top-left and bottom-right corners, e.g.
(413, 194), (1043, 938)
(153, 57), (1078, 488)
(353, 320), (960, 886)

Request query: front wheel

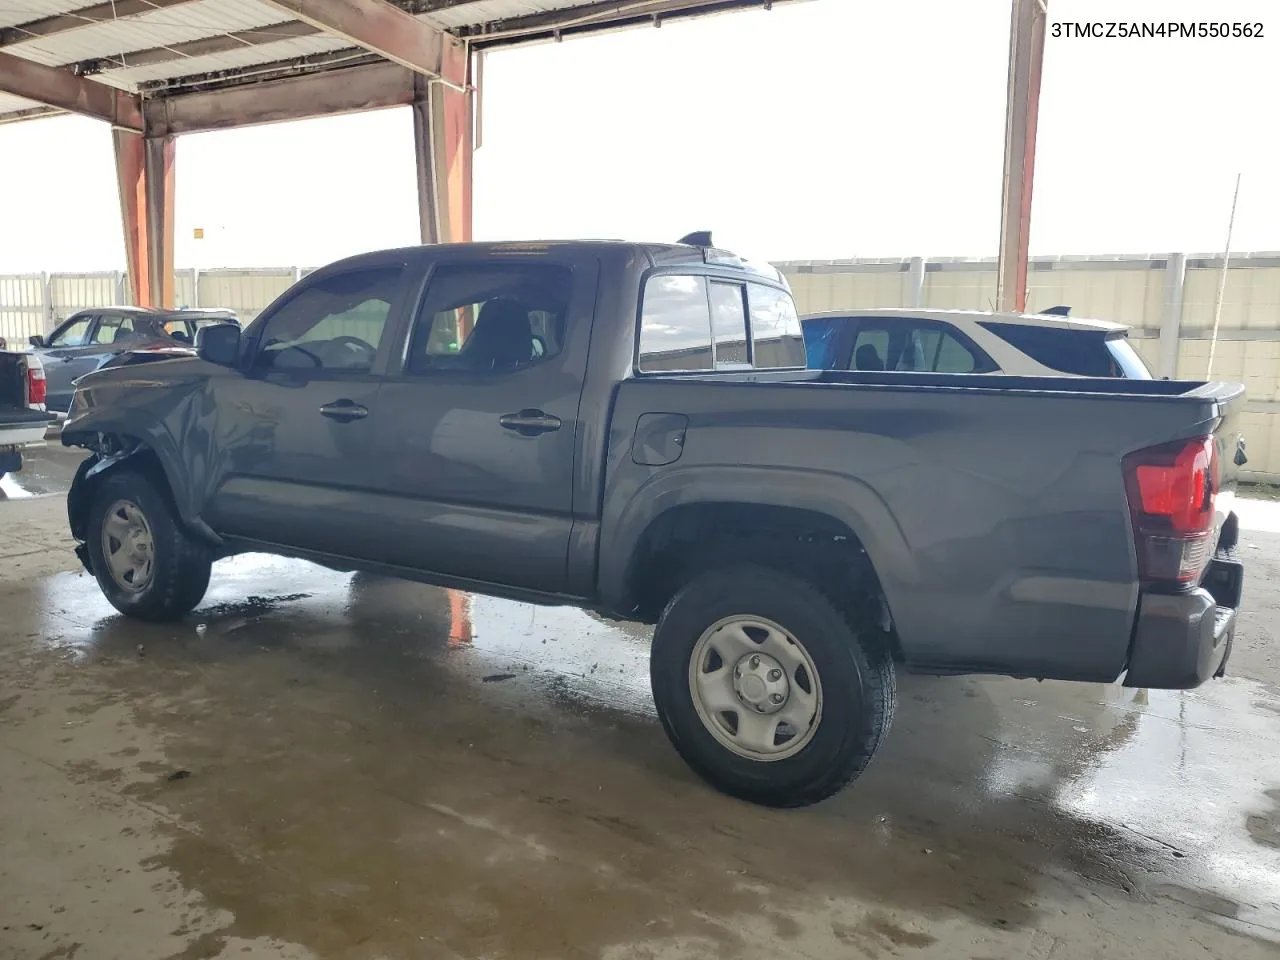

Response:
(650, 565), (896, 807)
(85, 468), (212, 621)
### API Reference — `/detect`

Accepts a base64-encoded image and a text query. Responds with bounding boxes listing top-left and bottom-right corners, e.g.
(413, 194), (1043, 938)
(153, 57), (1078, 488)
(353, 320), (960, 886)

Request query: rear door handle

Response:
(499, 409), (561, 436)
(319, 399), (369, 422)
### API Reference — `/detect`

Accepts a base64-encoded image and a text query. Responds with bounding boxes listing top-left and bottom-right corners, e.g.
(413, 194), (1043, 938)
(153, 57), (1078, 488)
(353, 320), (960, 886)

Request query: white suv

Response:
(801, 308), (1152, 379)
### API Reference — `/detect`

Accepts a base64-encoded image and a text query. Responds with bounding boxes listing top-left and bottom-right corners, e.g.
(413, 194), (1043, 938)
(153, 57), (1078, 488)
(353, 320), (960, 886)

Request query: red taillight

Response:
(25, 361), (47, 407)
(1123, 436), (1218, 587)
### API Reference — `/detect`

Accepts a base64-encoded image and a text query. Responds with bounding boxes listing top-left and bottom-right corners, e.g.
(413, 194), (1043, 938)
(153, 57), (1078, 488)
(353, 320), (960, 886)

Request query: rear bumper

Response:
(1124, 559), (1242, 689)
(0, 421), (52, 448)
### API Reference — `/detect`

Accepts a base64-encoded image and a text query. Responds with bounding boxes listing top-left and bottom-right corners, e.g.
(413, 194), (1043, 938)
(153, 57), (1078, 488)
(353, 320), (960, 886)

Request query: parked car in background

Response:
(0, 346), (53, 482)
(802, 307), (1153, 379)
(30, 306), (239, 413)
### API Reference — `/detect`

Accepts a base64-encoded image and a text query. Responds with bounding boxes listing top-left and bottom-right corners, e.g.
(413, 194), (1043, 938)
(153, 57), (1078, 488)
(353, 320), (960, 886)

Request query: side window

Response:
(850, 326), (891, 370)
(163, 318), (196, 343)
(749, 284), (805, 368)
(92, 315), (136, 345)
(934, 331), (979, 373)
(405, 263), (572, 375)
(709, 282), (748, 366)
(254, 267), (402, 373)
(638, 275), (713, 372)
(48, 316), (93, 348)
(849, 321), (984, 373)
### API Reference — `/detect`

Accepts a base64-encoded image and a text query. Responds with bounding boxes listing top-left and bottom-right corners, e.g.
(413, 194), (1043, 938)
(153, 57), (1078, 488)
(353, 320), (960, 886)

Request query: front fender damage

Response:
(66, 438), (147, 575)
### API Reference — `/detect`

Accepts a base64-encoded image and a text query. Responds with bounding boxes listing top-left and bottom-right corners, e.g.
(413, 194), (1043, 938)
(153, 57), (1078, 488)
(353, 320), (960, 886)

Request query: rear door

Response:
(366, 252), (600, 593)
(204, 262), (412, 560)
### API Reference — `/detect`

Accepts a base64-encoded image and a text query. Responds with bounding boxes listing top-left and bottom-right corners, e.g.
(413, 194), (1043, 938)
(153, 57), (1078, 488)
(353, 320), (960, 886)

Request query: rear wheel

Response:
(85, 468), (211, 621)
(650, 565), (895, 807)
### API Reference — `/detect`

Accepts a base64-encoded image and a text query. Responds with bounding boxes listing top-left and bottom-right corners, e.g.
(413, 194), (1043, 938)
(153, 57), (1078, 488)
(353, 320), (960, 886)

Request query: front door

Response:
(40, 313), (99, 412)
(369, 254), (599, 594)
(204, 263), (412, 560)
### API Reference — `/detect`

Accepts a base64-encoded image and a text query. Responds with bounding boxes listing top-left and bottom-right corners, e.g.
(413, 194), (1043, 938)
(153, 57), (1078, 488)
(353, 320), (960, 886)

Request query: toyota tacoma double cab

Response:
(60, 238), (1247, 807)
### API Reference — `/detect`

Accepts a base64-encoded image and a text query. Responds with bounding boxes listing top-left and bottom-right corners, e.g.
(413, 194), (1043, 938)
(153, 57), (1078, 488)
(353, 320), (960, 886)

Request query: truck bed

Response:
(601, 370), (1244, 683)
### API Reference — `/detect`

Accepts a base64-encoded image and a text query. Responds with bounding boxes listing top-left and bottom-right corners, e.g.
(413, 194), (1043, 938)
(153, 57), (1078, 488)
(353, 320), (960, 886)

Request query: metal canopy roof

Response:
(0, 0), (800, 126)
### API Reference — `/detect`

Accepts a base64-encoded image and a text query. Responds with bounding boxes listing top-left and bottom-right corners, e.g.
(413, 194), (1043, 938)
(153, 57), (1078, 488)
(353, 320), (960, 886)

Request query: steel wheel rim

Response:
(100, 499), (155, 593)
(687, 614), (824, 762)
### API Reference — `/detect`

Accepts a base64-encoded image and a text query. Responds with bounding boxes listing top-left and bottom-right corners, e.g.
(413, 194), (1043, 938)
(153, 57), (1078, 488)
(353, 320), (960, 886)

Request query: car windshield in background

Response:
(978, 321), (1152, 379)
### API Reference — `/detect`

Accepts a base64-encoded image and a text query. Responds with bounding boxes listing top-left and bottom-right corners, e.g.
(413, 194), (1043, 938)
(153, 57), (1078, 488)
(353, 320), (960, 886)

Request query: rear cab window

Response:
(637, 273), (804, 372)
(979, 321), (1151, 379)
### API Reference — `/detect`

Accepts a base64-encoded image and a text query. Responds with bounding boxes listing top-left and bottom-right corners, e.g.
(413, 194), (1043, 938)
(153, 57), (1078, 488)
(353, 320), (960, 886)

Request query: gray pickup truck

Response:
(60, 238), (1247, 807)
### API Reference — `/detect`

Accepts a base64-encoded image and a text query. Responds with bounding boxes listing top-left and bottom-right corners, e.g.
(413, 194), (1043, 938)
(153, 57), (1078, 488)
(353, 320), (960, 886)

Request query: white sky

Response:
(0, 0), (1277, 272)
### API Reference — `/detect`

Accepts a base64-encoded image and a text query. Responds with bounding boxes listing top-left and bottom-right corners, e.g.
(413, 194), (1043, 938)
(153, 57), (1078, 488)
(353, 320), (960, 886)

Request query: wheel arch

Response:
(600, 468), (917, 648)
(64, 427), (215, 546)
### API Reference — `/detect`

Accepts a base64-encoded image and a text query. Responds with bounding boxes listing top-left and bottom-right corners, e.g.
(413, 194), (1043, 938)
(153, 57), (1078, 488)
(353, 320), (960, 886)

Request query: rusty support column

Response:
(995, 0), (1047, 313)
(113, 130), (176, 308)
(412, 40), (473, 246)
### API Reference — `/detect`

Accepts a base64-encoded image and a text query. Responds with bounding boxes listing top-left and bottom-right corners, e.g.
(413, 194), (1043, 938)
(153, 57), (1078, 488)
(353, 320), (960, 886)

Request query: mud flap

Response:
(1214, 635), (1233, 679)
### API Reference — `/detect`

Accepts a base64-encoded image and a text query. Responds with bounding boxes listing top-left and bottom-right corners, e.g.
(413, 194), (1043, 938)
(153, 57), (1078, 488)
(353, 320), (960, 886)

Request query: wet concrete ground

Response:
(2, 448), (1279, 959)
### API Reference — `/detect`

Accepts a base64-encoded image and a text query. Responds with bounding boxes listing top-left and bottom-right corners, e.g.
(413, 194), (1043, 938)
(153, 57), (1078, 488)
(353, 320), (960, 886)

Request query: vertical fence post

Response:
(40, 272), (52, 332)
(1158, 253), (1186, 379)
(907, 258), (927, 308)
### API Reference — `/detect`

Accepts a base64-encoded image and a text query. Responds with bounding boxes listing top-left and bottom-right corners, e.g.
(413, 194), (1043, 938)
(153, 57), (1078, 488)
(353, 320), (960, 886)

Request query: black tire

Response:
(85, 468), (212, 621)
(650, 565), (896, 808)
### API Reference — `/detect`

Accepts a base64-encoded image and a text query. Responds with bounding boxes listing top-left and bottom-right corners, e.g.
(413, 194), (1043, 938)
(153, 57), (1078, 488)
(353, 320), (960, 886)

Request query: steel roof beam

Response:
(259, 0), (466, 85)
(0, 0), (199, 47)
(0, 51), (142, 129)
(143, 60), (416, 135)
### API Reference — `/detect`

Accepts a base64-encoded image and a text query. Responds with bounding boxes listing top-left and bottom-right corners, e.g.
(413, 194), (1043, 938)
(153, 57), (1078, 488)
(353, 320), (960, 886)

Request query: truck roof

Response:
(321, 239), (789, 287)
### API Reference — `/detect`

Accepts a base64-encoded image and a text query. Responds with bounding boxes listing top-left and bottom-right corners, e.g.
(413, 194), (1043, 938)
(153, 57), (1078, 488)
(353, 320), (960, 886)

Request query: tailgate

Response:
(0, 352), (25, 408)
(0, 407), (54, 447)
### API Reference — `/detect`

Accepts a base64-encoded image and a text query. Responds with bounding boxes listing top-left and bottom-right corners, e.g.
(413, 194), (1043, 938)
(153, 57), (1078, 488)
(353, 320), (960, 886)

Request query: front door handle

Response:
(499, 409), (561, 436)
(319, 399), (369, 422)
